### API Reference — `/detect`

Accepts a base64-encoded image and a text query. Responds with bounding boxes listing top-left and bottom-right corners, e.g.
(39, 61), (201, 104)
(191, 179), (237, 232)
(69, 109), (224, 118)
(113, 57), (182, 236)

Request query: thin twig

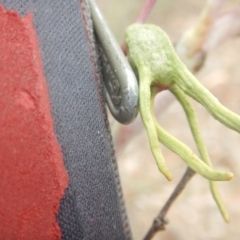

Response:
(143, 167), (195, 240)
(136, 0), (157, 24)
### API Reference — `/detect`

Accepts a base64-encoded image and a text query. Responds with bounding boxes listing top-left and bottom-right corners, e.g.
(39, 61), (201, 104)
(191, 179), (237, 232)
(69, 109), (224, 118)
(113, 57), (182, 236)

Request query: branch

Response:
(143, 168), (195, 240)
(136, 0), (157, 24)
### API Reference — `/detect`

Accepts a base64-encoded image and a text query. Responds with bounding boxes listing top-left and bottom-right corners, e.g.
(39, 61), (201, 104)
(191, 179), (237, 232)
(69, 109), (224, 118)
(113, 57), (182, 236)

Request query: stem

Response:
(136, 0), (157, 24)
(143, 167), (195, 240)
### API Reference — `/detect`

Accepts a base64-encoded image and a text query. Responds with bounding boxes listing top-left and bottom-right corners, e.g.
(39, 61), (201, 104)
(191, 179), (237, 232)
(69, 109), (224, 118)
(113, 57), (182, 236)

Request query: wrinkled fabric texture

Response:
(0, 0), (132, 239)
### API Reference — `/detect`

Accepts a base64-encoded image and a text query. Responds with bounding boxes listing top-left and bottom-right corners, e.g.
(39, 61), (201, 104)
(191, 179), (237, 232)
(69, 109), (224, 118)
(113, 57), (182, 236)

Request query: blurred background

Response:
(96, 0), (240, 239)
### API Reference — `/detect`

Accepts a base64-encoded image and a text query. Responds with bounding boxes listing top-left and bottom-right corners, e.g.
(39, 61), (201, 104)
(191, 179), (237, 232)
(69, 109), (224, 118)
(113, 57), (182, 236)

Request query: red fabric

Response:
(0, 6), (69, 239)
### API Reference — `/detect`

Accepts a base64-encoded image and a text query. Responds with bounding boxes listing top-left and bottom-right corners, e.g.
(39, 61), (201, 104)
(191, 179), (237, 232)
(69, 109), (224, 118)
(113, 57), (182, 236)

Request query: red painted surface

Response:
(0, 6), (69, 239)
